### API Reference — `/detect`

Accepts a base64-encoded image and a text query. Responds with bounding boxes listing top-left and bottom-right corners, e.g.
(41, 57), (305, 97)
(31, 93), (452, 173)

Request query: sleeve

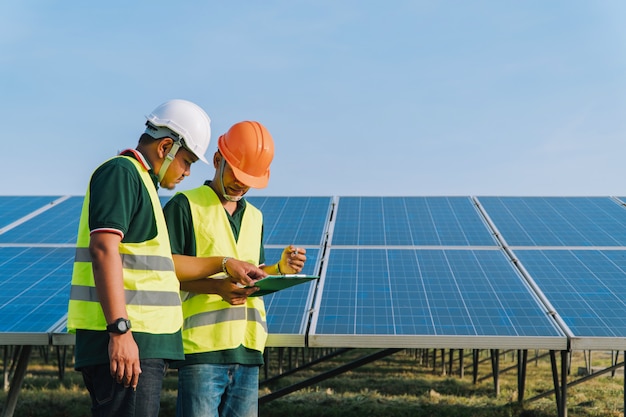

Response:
(88, 158), (141, 236)
(163, 193), (197, 256)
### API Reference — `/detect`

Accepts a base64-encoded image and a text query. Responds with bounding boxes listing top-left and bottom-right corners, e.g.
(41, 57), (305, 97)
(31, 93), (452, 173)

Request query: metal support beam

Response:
(259, 348), (402, 404)
(528, 356), (624, 408)
(260, 348), (351, 386)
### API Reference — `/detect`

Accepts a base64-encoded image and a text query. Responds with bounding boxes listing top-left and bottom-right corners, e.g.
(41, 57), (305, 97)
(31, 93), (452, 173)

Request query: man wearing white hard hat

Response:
(67, 100), (265, 417)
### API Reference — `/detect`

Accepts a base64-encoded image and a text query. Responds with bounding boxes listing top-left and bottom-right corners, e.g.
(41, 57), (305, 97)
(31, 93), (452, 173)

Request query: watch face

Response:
(117, 320), (128, 332)
(108, 318), (131, 333)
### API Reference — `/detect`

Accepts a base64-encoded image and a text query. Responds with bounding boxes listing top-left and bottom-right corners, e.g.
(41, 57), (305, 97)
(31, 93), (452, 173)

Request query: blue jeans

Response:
(176, 363), (259, 417)
(81, 359), (167, 417)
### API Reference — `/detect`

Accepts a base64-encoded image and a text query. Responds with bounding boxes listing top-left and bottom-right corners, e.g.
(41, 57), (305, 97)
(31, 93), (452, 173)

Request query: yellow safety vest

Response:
(180, 186), (268, 353)
(67, 156), (183, 334)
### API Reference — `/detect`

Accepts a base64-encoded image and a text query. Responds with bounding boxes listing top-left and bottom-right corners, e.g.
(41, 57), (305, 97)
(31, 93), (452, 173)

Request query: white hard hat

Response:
(145, 99), (211, 164)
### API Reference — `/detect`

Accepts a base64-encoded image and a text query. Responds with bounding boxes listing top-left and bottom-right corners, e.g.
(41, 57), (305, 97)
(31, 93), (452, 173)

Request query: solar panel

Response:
(0, 246), (74, 344)
(246, 196), (332, 246)
(513, 249), (626, 349)
(477, 197), (626, 247)
(331, 197), (498, 246)
(308, 248), (565, 349)
(0, 196), (62, 229)
(0, 197), (83, 245)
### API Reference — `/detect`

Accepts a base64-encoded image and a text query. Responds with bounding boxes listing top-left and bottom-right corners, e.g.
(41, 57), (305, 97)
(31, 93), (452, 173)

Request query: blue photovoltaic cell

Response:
(313, 248), (562, 337)
(0, 196), (62, 229)
(245, 196), (332, 246)
(0, 247), (74, 333)
(0, 197), (83, 244)
(331, 197), (497, 246)
(263, 248), (320, 335)
(514, 250), (626, 337)
(478, 197), (626, 246)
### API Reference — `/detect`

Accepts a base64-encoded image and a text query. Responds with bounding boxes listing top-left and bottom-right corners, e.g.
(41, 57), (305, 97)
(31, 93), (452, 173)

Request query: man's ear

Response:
(157, 138), (175, 159)
(213, 151), (221, 169)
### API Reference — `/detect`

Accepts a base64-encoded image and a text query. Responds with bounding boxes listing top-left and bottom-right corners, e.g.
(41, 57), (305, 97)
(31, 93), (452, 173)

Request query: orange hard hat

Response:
(217, 121), (275, 188)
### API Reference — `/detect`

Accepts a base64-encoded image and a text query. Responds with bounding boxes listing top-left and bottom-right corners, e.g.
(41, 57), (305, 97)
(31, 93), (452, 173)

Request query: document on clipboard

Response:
(247, 274), (319, 297)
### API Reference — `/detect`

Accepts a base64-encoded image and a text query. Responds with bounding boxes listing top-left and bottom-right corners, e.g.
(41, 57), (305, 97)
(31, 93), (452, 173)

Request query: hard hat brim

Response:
(230, 163), (270, 189)
(194, 153), (209, 164)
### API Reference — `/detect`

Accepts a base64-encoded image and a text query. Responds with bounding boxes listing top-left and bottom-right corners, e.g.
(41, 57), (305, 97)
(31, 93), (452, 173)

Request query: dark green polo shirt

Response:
(163, 182), (265, 367)
(74, 150), (184, 369)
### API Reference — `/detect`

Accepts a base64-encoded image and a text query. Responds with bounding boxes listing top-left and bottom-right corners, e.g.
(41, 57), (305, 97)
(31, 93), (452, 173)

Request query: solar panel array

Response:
(3, 195), (626, 351)
(310, 197), (564, 349)
(0, 196), (80, 345)
(478, 196), (626, 350)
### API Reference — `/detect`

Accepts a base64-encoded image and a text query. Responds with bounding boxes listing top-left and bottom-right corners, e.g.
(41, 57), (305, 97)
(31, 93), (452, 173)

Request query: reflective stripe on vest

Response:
(67, 155), (183, 334)
(74, 247), (175, 271)
(70, 285), (182, 306)
(184, 306), (267, 331)
(180, 186), (267, 353)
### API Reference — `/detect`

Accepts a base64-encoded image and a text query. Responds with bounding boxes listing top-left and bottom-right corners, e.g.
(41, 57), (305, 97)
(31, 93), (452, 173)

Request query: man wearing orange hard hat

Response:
(163, 121), (307, 417)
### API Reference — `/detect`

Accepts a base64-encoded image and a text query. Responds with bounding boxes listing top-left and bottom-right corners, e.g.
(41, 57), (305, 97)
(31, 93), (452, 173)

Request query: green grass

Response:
(1, 348), (624, 416)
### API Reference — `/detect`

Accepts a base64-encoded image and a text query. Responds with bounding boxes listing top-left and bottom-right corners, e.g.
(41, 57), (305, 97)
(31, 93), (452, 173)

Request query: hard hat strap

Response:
(219, 157), (243, 202)
(158, 141), (182, 182)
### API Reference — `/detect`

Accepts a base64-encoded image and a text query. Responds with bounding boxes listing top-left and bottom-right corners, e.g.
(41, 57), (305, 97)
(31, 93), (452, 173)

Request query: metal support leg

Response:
(55, 346), (67, 381)
(550, 351), (561, 417)
(2, 346), (8, 392)
(549, 350), (568, 417)
(2, 345), (32, 417)
(517, 350), (527, 403)
(277, 347), (284, 374)
(490, 349), (500, 396)
(561, 350), (568, 417)
(440, 349), (446, 376)
(472, 349), (479, 384)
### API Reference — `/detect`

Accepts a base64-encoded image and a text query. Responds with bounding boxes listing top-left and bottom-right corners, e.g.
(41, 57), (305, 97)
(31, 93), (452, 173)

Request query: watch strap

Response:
(106, 317), (131, 334)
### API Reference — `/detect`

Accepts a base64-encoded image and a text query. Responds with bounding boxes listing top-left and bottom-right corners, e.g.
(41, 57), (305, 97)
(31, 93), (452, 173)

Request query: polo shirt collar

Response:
(120, 149), (152, 171)
(120, 149), (159, 188)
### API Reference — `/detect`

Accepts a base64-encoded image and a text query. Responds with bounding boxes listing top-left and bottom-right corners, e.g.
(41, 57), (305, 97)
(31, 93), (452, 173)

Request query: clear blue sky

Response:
(2, 1), (625, 197)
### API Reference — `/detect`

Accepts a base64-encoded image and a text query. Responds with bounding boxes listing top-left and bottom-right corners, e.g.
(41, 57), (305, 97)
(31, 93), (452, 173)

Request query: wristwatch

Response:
(106, 318), (132, 334)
